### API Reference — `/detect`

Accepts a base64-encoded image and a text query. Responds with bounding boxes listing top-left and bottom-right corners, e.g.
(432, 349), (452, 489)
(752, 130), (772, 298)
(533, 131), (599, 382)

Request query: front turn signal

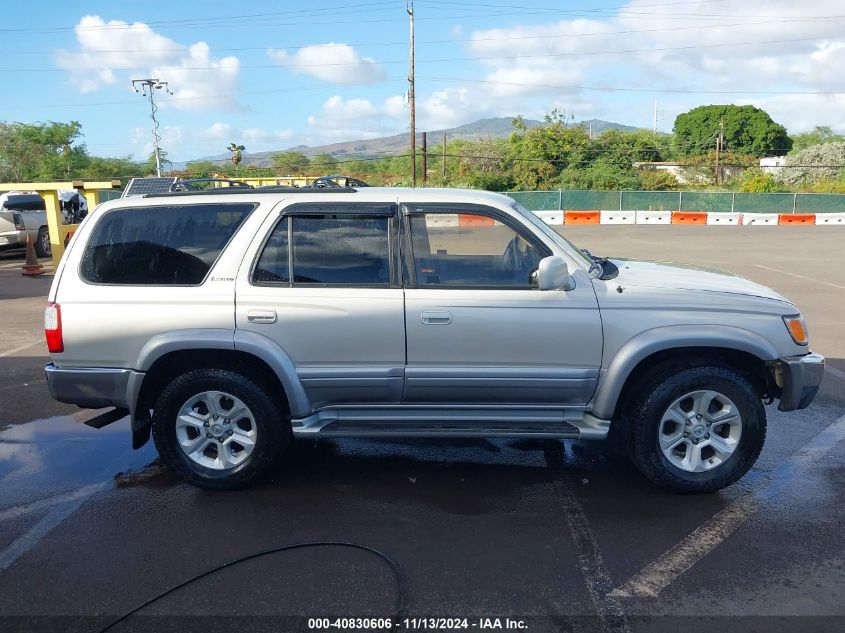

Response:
(783, 315), (808, 346)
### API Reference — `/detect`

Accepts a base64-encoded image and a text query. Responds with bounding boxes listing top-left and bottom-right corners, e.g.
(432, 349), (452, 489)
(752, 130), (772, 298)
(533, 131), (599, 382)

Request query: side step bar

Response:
(318, 420), (580, 439)
(292, 407), (610, 440)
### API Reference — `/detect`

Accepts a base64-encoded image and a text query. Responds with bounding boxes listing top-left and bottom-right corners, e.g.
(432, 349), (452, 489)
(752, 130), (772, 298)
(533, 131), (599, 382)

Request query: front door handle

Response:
(247, 309), (277, 324)
(421, 311), (452, 325)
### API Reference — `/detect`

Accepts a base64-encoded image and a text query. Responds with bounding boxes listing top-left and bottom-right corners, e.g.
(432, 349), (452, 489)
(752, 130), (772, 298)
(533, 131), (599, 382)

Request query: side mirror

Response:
(537, 256), (575, 291)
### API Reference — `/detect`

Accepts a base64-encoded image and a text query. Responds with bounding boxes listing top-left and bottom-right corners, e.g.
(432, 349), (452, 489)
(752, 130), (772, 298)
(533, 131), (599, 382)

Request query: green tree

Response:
(776, 142), (845, 186)
(673, 105), (791, 158)
(735, 167), (781, 193)
(507, 116), (590, 189)
(640, 170), (679, 190)
(0, 120), (88, 181)
(311, 152), (338, 172)
(790, 126), (844, 153)
(228, 143), (245, 169)
(271, 150), (310, 175)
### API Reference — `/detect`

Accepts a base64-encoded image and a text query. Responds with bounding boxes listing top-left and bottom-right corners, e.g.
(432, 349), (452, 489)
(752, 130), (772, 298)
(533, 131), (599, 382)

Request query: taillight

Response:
(12, 213), (24, 230)
(44, 303), (64, 353)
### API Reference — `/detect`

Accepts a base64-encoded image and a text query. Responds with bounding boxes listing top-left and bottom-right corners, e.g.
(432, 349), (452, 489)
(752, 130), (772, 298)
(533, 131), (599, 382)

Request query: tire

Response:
(152, 368), (291, 490)
(34, 227), (51, 258)
(625, 363), (766, 494)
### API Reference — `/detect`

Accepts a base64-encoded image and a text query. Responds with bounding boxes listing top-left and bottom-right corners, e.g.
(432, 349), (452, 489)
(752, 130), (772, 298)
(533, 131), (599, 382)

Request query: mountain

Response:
(179, 117), (639, 169)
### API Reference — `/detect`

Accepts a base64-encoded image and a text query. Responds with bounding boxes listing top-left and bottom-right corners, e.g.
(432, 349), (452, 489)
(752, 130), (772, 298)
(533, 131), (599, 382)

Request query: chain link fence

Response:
(508, 190), (845, 214)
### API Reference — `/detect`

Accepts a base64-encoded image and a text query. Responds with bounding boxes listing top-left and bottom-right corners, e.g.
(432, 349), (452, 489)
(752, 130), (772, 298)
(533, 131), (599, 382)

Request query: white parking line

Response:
(753, 264), (845, 290)
(0, 483), (107, 571)
(825, 365), (845, 383)
(0, 339), (44, 359)
(610, 413), (845, 598)
(0, 483), (107, 523)
(556, 475), (631, 633)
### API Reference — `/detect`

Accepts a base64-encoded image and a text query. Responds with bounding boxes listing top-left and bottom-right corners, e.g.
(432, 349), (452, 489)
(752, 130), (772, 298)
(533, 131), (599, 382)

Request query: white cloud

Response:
(55, 15), (242, 111)
(267, 43), (386, 84)
(460, 0), (845, 132)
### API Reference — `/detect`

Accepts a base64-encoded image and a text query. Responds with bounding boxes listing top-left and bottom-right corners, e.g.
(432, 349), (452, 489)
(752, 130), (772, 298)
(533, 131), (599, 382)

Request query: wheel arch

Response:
(592, 325), (779, 421)
(130, 329), (310, 448)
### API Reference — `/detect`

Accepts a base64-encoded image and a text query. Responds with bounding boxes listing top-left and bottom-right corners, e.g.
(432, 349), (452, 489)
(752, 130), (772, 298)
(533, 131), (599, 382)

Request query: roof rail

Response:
(144, 185), (358, 198)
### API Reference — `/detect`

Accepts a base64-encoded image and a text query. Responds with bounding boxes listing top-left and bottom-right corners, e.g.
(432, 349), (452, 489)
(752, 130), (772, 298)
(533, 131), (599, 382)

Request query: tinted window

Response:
(292, 215), (390, 284)
(253, 218), (290, 283)
(81, 203), (254, 285)
(3, 194), (45, 211)
(408, 211), (546, 287)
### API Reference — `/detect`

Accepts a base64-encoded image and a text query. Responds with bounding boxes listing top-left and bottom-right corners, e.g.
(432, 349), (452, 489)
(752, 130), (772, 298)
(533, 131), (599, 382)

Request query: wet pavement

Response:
(0, 228), (843, 632)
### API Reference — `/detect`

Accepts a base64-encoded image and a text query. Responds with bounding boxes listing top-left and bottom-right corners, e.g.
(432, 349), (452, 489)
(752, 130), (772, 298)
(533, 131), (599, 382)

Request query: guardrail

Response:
(0, 180), (121, 268)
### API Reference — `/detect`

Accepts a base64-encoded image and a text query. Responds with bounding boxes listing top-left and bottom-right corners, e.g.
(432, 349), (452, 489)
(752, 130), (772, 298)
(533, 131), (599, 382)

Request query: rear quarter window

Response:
(80, 203), (255, 285)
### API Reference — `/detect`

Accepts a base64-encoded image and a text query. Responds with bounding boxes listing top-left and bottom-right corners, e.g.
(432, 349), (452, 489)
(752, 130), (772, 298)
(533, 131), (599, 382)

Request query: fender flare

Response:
(132, 328), (311, 420)
(590, 324), (780, 420)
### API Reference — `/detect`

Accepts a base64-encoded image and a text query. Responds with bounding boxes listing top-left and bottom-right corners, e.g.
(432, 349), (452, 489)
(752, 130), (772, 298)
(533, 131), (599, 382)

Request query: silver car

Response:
(43, 187), (824, 492)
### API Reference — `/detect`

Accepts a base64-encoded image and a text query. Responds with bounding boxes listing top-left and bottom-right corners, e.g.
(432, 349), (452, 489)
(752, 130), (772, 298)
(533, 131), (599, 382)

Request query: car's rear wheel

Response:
(152, 368), (290, 490)
(34, 227), (51, 258)
(626, 363), (766, 493)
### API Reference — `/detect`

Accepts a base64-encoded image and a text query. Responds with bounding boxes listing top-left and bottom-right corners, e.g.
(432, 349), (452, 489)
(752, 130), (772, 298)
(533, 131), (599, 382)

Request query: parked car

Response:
(43, 187), (823, 491)
(0, 192), (51, 257)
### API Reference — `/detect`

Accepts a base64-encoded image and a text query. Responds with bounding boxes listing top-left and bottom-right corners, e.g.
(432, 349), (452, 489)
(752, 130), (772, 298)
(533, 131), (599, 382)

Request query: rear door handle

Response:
(247, 309), (277, 324)
(421, 311), (452, 325)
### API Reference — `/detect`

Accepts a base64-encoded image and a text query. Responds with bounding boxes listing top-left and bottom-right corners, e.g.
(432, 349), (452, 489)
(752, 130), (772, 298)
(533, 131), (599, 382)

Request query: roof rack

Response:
(144, 185), (358, 198)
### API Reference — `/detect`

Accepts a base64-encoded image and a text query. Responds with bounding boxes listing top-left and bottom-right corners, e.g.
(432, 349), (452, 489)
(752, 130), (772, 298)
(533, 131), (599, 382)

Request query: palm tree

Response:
(228, 143), (245, 169)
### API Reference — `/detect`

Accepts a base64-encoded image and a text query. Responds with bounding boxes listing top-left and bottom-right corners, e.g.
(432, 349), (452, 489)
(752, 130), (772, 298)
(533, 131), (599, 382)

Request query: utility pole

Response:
(132, 78), (172, 177)
(407, 1), (416, 187)
(715, 119), (724, 185)
(442, 132), (447, 181)
(421, 131), (427, 184)
(653, 100), (658, 135)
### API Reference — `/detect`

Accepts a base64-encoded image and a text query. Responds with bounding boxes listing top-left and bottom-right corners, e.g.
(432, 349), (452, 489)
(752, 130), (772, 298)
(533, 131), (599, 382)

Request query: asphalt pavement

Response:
(0, 227), (843, 633)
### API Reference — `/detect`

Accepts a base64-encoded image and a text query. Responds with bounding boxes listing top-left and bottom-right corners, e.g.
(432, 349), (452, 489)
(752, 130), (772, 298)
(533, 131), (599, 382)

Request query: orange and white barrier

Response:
(541, 210), (845, 225)
(535, 210), (564, 225)
(706, 212), (741, 225)
(599, 210), (636, 224)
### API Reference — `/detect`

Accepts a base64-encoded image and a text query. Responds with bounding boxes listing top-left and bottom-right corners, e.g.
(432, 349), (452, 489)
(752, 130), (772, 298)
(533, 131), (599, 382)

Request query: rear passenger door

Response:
(235, 201), (405, 409)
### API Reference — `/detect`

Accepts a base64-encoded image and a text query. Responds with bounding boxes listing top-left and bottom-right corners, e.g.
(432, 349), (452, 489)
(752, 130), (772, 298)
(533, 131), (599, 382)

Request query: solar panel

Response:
(122, 177), (179, 198)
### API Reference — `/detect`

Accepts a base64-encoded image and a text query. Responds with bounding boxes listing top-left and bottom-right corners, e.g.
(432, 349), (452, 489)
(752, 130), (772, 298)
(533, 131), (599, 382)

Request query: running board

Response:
(291, 407), (610, 440)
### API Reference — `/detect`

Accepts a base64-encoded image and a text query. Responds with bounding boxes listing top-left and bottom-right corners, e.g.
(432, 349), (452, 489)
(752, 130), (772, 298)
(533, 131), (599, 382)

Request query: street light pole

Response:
(132, 78), (173, 177)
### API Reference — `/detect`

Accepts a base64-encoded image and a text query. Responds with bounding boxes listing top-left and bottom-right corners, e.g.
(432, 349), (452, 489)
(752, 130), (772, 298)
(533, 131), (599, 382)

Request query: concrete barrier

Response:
(634, 210), (672, 224)
(600, 210), (636, 224)
(778, 213), (815, 225)
(741, 213), (779, 225)
(672, 211), (707, 225)
(815, 213), (845, 225)
(706, 212), (741, 225)
(533, 210), (564, 225)
(564, 210), (600, 225)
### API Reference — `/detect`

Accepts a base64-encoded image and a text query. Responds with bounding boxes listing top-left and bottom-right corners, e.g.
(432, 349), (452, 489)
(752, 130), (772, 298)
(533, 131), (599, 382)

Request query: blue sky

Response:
(2, 0), (843, 162)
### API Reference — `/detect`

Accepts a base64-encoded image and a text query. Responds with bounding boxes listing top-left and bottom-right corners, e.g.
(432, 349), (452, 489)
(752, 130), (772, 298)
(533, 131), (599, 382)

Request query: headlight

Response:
(783, 315), (808, 346)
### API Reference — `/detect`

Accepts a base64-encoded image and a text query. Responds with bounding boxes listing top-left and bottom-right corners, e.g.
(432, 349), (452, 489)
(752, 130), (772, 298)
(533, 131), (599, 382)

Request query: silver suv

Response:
(44, 187), (824, 492)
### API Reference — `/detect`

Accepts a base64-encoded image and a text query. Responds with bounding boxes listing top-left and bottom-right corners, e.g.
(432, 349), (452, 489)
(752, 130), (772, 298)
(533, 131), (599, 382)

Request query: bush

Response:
(639, 170), (679, 190)
(777, 142), (845, 186)
(736, 168), (782, 193)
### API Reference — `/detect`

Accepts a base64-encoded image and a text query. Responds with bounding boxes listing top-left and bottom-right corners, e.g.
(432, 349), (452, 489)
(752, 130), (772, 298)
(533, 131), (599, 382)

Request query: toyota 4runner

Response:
(44, 187), (824, 491)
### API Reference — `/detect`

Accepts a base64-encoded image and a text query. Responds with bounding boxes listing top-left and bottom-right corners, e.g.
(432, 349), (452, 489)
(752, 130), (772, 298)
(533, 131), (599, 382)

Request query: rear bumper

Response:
(44, 363), (142, 410)
(777, 352), (824, 412)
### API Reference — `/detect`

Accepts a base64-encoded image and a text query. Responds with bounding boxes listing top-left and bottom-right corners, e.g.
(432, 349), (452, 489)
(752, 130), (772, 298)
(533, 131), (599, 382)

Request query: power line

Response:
(423, 76), (845, 96)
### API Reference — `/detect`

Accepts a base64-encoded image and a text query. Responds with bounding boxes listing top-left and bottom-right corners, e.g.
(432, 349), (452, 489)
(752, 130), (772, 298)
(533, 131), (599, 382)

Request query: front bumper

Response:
(777, 352), (825, 411)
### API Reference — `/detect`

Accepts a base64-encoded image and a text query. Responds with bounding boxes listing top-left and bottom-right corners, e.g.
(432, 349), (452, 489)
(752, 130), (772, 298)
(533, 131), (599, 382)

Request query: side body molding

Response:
(234, 329), (311, 417)
(590, 324), (780, 420)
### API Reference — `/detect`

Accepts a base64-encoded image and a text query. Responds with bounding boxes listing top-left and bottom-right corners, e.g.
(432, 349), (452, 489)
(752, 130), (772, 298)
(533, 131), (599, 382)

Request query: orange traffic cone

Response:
(21, 234), (44, 276)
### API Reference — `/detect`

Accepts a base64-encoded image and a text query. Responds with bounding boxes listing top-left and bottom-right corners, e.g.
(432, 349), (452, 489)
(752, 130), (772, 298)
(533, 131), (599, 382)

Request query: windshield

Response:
(508, 199), (594, 271)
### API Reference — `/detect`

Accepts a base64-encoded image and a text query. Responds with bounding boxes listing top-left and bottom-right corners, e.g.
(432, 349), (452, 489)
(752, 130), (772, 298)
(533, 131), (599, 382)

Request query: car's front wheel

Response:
(152, 368), (290, 489)
(626, 363), (766, 493)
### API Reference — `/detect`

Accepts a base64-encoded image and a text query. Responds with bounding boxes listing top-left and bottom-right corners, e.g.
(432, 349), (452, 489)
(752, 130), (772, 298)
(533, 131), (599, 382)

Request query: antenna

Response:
(131, 78), (173, 177)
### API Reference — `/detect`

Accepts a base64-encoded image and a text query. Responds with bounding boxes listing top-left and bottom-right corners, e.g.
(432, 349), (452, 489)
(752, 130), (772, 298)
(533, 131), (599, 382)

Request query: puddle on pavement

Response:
(0, 412), (159, 509)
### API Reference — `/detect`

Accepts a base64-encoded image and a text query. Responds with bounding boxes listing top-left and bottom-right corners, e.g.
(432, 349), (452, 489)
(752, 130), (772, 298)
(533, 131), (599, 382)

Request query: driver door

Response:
(401, 203), (602, 405)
